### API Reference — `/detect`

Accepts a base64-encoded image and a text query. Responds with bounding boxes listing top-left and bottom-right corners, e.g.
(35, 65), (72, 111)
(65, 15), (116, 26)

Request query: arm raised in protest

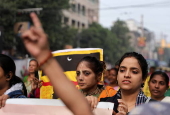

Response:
(21, 12), (93, 115)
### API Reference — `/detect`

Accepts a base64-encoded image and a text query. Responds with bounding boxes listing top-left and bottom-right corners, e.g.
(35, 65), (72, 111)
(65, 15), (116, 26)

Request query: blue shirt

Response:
(7, 90), (27, 98)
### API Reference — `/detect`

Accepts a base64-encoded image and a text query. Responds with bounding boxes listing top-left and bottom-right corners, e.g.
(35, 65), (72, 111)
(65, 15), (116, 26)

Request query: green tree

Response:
(78, 23), (119, 64)
(111, 20), (132, 59)
(78, 21), (132, 65)
(0, 1), (17, 50)
(0, 0), (76, 57)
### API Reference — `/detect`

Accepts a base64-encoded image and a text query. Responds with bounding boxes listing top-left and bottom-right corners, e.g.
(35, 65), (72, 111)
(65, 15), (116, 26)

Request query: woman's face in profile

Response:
(117, 57), (143, 91)
(76, 61), (98, 91)
(0, 67), (8, 89)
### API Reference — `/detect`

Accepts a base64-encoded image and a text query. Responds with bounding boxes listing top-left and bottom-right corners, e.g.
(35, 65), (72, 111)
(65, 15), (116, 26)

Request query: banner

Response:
(40, 48), (103, 99)
(14, 22), (30, 36)
(0, 99), (113, 115)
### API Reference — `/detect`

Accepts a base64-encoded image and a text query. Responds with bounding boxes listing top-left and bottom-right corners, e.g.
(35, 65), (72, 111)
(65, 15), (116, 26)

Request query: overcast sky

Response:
(99, 0), (170, 42)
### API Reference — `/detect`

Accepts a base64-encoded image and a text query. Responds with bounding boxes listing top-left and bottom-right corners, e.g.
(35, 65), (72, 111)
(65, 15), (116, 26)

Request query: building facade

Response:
(62, 0), (99, 29)
(125, 19), (139, 31)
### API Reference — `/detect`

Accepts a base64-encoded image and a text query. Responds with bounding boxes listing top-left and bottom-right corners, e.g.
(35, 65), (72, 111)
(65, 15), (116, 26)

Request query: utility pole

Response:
(139, 14), (144, 55)
(141, 14), (144, 38)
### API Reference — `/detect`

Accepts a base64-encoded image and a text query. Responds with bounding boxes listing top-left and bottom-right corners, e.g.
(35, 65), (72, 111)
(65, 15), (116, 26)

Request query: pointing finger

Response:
(30, 12), (42, 29)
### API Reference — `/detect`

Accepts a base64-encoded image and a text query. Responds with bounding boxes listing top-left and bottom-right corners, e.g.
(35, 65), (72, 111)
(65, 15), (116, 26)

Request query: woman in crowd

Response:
(0, 54), (27, 108)
(103, 69), (110, 85)
(23, 59), (41, 98)
(100, 52), (155, 115)
(148, 71), (170, 102)
(108, 67), (119, 91)
(76, 56), (117, 107)
(21, 12), (93, 115)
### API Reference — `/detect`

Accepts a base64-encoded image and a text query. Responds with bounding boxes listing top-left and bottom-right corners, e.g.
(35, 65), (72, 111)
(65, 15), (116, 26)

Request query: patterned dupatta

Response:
(117, 89), (148, 106)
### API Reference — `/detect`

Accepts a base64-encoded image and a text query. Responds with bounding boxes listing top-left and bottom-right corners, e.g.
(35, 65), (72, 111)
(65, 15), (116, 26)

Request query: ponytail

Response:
(100, 61), (106, 74)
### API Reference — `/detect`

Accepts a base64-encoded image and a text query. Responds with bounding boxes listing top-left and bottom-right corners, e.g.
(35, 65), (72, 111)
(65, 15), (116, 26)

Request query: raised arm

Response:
(21, 12), (93, 115)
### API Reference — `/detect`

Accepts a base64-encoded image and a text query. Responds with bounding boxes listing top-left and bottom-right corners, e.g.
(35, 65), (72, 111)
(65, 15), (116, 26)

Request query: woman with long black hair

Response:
(0, 54), (27, 108)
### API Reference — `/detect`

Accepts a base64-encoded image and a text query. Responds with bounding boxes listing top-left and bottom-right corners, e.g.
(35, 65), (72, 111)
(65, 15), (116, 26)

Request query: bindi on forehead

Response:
(79, 62), (86, 67)
(77, 61), (92, 72)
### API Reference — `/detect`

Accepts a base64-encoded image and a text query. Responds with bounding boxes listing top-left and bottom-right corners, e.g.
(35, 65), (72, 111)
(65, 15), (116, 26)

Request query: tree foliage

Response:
(0, 0), (77, 57)
(0, 1), (132, 64)
(111, 20), (133, 60)
(78, 21), (132, 65)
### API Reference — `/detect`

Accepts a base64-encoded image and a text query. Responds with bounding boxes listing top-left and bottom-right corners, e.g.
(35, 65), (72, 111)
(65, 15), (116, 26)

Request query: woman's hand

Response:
(37, 80), (43, 88)
(86, 96), (98, 110)
(21, 12), (50, 62)
(31, 78), (42, 91)
(31, 78), (38, 91)
(0, 95), (9, 109)
(21, 12), (93, 115)
(116, 99), (128, 115)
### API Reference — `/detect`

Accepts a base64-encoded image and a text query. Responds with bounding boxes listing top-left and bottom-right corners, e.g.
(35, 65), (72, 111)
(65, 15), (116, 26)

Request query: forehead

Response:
(110, 69), (116, 73)
(30, 60), (37, 64)
(120, 57), (141, 69)
(77, 61), (91, 70)
(151, 75), (166, 81)
(0, 66), (4, 72)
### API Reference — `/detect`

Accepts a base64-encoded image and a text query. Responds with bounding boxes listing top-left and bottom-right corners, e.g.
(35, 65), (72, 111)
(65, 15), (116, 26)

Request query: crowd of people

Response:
(0, 12), (170, 115)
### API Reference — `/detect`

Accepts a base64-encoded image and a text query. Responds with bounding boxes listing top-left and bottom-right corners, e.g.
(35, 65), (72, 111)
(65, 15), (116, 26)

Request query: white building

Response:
(62, 0), (99, 29)
(125, 19), (139, 31)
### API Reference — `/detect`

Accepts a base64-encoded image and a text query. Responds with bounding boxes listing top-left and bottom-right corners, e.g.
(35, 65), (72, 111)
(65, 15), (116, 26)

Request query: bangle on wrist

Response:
(39, 51), (53, 67)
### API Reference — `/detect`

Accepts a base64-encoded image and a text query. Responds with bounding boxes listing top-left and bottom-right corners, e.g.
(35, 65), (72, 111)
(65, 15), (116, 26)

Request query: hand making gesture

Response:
(22, 12), (50, 64)
(21, 12), (93, 115)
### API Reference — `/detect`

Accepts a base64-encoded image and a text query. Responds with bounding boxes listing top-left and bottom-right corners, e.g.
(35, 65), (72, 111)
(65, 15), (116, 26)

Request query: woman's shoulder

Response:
(99, 93), (118, 102)
(7, 90), (27, 98)
(98, 85), (117, 101)
(102, 86), (117, 96)
(104, 85), (114, 90)
(162, 96), (170, 103)
(145, 97), (157, 103)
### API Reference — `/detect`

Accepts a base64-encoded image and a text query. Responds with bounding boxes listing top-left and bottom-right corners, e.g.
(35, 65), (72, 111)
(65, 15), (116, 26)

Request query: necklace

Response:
(81, 86), (103, 96)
